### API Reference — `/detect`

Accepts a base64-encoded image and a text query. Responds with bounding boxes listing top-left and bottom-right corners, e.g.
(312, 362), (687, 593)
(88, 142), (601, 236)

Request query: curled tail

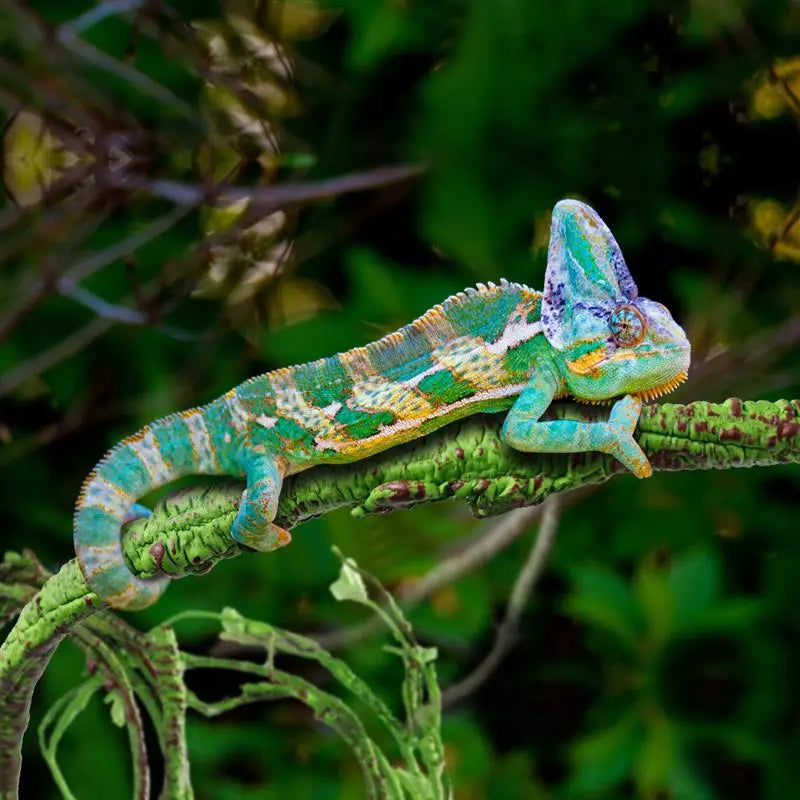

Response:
(74, 405), (233, 610)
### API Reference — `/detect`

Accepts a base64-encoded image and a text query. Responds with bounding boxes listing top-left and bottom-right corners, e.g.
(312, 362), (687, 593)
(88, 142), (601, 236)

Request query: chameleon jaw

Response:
(635, 370), (688, 403)
(572, 369), (689, 406)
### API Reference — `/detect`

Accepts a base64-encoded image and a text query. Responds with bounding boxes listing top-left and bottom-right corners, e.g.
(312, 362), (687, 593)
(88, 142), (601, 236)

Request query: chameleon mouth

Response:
(636, 370), (688, 403)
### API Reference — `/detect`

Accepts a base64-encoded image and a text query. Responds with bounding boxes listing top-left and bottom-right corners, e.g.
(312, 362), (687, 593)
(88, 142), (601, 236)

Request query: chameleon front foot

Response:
(595, 395), (651, 478)
(502, 384), (652, 479)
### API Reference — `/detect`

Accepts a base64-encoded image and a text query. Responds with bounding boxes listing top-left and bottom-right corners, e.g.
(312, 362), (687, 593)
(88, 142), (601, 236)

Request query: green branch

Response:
(1, 398), (799, 795)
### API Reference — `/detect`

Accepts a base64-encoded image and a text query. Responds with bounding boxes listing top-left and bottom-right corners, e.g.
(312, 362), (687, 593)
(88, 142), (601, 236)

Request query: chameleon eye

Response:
(609, 304), (646, 347)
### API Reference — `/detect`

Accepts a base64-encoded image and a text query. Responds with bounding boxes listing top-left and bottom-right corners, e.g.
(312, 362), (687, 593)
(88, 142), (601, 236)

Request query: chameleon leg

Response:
(501, 373), (652, 478)
(231, 452), (292, 552)
(601, 395), (652, 477)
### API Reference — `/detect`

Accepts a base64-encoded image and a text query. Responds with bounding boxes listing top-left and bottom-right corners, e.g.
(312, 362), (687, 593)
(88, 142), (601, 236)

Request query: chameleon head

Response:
(541, 199), (691, 403)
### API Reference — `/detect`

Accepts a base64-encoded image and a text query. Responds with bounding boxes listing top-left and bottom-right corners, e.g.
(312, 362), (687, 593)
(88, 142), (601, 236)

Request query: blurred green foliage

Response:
(2, 0), (800, 796)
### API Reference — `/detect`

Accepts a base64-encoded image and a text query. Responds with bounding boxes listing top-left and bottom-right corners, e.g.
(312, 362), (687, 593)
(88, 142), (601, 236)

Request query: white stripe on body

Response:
(314, 382), (525, 452)
(184, 411), (218, 472)
(322, 401), (342, 418)
(224, 389), (250, 436)
(401, 362), (443, 389)
(485, 319), (543, 355)
(128, 430), (175, 484)
(80, 477), (131, 516)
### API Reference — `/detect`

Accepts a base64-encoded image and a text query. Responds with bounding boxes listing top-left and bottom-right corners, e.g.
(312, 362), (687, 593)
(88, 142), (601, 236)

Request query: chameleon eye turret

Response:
(609, 305), (646, 347)
(74, 198), (691, 609)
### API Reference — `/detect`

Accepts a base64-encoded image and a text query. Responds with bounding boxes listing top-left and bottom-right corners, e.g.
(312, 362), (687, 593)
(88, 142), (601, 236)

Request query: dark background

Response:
(2, 0), (800, 796)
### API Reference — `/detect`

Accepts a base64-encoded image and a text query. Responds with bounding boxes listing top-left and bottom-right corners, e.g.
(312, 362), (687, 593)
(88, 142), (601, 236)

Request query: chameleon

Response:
(74, 199), (691, 610)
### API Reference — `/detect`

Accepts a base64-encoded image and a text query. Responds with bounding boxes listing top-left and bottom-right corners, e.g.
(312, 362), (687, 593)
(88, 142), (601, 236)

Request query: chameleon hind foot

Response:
(232, 516), (292, 552)
(231, 453), (292, 552)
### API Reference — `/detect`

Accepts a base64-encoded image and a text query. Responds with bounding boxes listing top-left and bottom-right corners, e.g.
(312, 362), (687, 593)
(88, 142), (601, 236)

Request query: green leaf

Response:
(330, 557), (370, 605)
(634, 554), (674, 649)
(569, 712), (642, 796)
(688, 597), (764, 633)
(634, 712), (673, 793)
(564, 564), (642, 652)
(105, 690), (126, 728)
(667, 548), (721, 629)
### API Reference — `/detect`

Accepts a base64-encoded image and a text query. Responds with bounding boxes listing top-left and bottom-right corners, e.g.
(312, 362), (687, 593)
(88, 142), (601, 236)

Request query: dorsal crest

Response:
(278, 279), (538, 388)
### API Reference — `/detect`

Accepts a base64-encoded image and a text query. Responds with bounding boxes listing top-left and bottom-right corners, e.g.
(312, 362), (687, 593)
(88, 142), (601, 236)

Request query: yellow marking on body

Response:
(433, 336), (507, 387)
(269, 371), (340, 437)
(349, 375), (436, 420)
(314, 383), (526, 461)
(339, 346), (376, 379)
(607, 351), (639, 364)
(78, 476), (132, 516)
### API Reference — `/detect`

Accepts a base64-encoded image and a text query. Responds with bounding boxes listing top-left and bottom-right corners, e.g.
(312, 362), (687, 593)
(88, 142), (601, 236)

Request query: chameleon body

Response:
(74, 200), (691, 609)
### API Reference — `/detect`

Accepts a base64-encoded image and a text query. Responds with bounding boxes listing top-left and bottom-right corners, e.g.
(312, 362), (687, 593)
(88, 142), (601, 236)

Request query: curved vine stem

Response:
(1, 397), (799, 795)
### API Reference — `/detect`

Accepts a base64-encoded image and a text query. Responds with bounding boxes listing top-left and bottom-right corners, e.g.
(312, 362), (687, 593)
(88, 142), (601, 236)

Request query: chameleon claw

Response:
(231, 520), (292, 552)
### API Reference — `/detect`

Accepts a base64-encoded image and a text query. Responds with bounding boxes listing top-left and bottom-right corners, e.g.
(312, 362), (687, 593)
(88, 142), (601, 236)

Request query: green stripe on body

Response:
(381, 351), (436, 384)
(335, 406), (396, 439)
(97, 447), (151, 496)
(293, 356), (352, 407)
(503, 335), (552, 381)
(203, 400), (242, 473)
(417, 370), (476, 404)
(74, 506), (117, 547)
(151, 415), (195, 474)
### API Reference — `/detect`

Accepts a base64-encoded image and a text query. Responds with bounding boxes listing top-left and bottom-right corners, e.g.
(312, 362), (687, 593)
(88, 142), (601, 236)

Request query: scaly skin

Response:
(74, 199), (691, 609)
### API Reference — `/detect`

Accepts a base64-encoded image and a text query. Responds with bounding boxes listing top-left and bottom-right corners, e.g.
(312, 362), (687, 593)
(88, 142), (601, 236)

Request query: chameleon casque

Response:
(75, 199), (691, 610)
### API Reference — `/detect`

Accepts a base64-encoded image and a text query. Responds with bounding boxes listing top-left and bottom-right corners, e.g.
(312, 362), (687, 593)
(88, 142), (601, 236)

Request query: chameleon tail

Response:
(74, 406), (230, 610)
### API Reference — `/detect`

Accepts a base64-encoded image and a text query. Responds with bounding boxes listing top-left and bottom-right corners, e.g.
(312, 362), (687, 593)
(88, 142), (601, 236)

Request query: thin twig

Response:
(110, 163), (426, 208)
(61, 203), (193, 287)
(55, 27), (196, 120)
(441, 495), (562, 707)
(0, 317), (112, 397)
(55, 283), (149, 324)
(55, 282), (205, 341)
(5, 204), (191, 329)
(312, 506), (543, 649)
(58, 0), (145, 36)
